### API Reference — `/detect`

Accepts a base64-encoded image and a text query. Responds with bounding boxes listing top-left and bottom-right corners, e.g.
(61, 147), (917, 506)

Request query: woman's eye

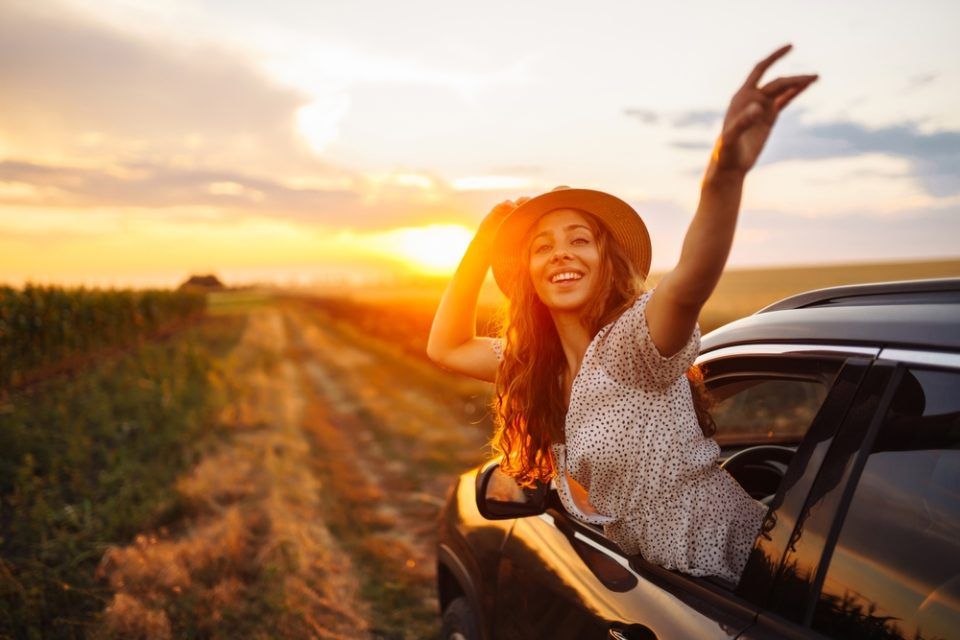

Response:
(571, 237), (589, 245)
(533, 244), (551, 254)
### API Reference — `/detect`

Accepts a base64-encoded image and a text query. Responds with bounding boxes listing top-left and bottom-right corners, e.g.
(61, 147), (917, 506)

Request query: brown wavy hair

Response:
(490, 209), (714, 488)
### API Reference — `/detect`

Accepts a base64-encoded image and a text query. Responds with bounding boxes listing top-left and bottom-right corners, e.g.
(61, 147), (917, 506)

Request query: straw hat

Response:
(490, 187), (652, 296)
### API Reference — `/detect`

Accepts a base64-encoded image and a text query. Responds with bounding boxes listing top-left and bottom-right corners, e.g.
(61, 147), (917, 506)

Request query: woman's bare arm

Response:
(427, 198), (527, 382)
(647, 44), (818, 357)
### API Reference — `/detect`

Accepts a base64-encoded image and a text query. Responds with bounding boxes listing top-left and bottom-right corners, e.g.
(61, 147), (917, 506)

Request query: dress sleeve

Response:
(490, 337), (505, 362)
(598, 289), (701, 390)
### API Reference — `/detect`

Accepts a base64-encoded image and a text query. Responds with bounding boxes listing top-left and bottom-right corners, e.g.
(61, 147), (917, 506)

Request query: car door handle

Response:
(608, 623), (657, 640)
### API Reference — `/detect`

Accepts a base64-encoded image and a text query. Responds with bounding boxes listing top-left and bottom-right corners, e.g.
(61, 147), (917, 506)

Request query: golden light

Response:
(371, 224), (474, 275)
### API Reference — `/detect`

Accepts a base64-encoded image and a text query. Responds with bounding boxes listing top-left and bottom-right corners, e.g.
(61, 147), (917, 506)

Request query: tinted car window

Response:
(709, 376), (830, 446)
(813, 367), (960, 640)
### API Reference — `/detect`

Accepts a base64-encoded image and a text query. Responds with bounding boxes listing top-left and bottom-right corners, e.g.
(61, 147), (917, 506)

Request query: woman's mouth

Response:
(549, 271), (584, 284)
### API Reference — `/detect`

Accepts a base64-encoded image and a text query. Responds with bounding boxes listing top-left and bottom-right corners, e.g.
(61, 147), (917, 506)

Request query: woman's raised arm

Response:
(427, 198), (528, 382)
(647, 44), (818, 357)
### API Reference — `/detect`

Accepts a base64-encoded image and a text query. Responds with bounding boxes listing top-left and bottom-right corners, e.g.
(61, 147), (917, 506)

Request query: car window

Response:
(704, 357), (841, 447)
(812, 367), (960, 640)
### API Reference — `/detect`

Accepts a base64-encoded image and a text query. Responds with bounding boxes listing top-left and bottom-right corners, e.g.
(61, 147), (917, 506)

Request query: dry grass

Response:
(94, 302), (486, 639)
(95, 310), (370, 639)
(284, 305), (491, 639)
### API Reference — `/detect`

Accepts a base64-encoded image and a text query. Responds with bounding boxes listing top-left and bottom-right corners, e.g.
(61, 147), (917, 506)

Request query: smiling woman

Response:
(427, 45), (819, 588)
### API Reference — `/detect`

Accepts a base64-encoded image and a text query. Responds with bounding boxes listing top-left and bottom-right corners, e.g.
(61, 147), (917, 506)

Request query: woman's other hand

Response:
(712, 44), (818, 178)
(427, 195), (528, 382)
(478, 196), (530, 239)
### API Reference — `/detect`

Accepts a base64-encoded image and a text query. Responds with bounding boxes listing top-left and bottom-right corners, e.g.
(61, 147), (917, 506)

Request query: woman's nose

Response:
(550, 248), (573, 263)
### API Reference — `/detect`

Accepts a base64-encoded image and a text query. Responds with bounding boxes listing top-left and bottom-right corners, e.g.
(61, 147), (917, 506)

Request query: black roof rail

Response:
(757, 277), (960, 314)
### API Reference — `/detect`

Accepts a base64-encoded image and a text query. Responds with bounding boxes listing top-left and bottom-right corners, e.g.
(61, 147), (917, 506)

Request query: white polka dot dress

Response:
(492, 289), (766, 583)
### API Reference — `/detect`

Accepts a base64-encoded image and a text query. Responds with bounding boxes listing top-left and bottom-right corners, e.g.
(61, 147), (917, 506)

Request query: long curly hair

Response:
(490, 209), (714, 488)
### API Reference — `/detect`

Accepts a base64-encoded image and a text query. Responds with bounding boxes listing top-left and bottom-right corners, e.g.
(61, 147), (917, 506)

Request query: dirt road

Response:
(98, 302), (493, 639)
(286, 302), (495, 638)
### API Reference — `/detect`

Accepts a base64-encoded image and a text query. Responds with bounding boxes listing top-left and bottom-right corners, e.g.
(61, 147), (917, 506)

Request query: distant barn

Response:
(179, 274), (225, 292)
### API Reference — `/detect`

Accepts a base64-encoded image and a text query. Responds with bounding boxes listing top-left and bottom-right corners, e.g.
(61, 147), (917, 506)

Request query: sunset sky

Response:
(2, 0), (958, 287)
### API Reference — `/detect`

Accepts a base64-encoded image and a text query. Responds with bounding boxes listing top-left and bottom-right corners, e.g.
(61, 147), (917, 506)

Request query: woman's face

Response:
(527, 208), (602, 314)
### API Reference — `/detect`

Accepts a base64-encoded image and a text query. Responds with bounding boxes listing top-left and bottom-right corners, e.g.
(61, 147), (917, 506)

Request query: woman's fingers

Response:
(488, 197), (525, 220)
(760, 74), (819, 98)
(486, 200), (516, 221)
(494, 195), (532, 213)
(744, 44), (793, 88)
(774, 84), (810, 113)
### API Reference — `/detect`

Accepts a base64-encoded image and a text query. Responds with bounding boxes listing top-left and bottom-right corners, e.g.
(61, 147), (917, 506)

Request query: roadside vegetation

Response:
(0, 287), (239, 638)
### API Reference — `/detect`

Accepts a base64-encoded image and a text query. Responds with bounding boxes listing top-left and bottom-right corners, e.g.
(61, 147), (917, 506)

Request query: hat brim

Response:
(490, 188), (652, 296)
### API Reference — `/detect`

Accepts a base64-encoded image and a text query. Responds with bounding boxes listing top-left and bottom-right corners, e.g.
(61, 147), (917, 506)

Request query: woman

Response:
(427, 45), (817, 583)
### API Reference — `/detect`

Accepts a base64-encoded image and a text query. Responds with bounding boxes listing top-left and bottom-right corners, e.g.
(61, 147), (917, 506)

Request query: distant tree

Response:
(179, 274), (225, 292)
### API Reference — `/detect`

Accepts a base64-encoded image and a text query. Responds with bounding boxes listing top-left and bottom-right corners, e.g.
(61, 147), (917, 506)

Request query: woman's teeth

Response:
(550, 272), (582, 283)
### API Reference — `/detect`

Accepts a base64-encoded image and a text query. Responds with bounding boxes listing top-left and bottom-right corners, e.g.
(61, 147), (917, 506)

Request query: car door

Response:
(740, 351), (960, 640)
(491, 346), (869, 640)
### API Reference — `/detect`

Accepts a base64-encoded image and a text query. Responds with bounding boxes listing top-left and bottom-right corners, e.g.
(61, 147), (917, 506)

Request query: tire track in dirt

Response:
(282, 305), (492, 639)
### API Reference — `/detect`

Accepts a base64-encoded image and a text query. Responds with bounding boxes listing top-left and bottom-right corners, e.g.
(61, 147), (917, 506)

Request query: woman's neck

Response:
(551, 311), (593, 378)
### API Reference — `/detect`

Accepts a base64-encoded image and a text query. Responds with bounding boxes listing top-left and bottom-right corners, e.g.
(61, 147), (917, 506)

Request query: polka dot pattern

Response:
(492, 289), (767, 583)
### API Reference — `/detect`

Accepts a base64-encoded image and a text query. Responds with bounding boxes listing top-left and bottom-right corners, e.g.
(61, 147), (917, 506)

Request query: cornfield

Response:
(0, 285), (205, 391)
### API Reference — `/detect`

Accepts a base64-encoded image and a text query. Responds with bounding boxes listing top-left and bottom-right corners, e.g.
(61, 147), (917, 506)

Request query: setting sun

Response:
(373, 225), (474, 275)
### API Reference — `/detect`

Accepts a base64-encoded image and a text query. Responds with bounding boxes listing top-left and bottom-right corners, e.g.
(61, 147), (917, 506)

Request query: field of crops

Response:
(0, 287), (238, 637)
(0, 286), (206, 392)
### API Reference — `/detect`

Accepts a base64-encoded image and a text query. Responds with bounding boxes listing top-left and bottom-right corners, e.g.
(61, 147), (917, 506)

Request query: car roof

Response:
(701, 278), (960, 354)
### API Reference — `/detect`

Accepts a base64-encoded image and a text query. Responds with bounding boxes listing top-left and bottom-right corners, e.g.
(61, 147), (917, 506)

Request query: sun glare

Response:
(376, 225), (473, 275)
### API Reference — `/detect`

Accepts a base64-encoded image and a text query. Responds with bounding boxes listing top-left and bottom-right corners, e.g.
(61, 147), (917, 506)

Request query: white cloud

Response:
(451, 175), (535, 191)
(296, 93), (351, 154)
(745, 154), (949, 217)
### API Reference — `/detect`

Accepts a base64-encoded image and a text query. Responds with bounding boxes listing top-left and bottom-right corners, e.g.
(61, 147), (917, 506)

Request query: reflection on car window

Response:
(710, 378), (828, 446)
(813, 368), (960, 640)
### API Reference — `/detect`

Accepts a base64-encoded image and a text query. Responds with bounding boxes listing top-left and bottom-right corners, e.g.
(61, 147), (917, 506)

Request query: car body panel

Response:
(494, 508), (760, 639)
(438, 476), (515, 640)
(700, 304), (960, 355)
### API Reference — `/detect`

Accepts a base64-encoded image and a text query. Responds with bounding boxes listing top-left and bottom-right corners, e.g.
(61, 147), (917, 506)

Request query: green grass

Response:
(205, 290), (274, 316)
(0, 315), (245, 639)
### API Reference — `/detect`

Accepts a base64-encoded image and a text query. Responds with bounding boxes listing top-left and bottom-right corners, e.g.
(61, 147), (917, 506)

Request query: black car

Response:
(436, 278), (960, 640)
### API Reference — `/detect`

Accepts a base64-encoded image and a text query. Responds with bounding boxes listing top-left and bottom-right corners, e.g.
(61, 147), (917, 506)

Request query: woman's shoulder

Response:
(597, 287), (701, 388)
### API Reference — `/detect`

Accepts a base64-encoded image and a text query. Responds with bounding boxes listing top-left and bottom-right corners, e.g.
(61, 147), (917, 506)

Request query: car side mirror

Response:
(475, 460), (549, 520)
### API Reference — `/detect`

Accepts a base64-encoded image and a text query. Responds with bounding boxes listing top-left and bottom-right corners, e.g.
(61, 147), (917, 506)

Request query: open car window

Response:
(703, 355), (843, 447)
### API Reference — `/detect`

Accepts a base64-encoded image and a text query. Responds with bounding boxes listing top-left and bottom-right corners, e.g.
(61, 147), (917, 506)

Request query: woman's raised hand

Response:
(713, 44), (818, 176)
(478, 196), (530, 238)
